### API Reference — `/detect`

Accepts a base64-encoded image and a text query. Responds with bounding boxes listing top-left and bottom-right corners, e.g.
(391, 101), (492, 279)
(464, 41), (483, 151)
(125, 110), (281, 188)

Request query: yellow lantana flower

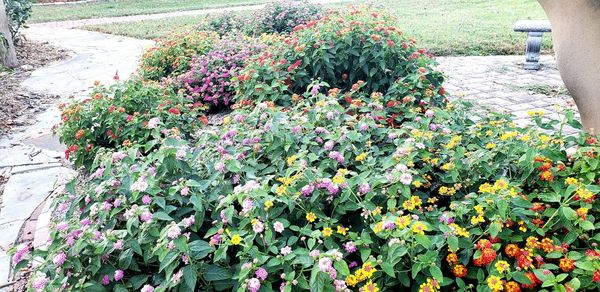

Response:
(322, 227), (333, 237)
(231, 234), (242, 245)
(306, 212), (317, 223)
(412, 222), (427, 235)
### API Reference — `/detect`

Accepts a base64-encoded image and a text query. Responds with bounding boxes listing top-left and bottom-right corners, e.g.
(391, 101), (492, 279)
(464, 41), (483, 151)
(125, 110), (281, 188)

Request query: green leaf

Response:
(204, 265), (232, 281)
(381, 262), (395, 278)
(575, 260), (595, 271)
(190, 194), (203, 212)
(415, 234), (432, 248)
(334, 260), (350, 277)
(580, 221), (595, 230)
(513, 271), (532, 285)
(183, 265), (197, 290)
(153, 211), (173, 221)
(159, 251), (178, 272)
(447, 236), (458, 252)
(429, 265), (443, 282)
(561, 207), (577, 221)
(189, 240), (214, 260)
(118, 249), (133, 269)
(489, 222), (501, 238)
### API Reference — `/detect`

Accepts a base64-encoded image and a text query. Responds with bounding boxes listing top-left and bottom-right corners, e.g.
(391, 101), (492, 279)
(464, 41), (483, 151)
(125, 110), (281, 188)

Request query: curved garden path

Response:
(0, 27), (153, 287)
(0, 1), (577, 289)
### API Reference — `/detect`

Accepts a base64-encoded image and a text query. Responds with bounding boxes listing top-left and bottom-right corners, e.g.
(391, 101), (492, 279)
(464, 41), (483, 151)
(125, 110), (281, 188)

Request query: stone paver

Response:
(30, 0), (352, 29)
(437, 55), (579, 131)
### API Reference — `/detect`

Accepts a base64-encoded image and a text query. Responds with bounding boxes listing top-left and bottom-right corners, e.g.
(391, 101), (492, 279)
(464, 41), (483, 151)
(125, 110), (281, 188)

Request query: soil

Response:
(0, 39), (70, 138)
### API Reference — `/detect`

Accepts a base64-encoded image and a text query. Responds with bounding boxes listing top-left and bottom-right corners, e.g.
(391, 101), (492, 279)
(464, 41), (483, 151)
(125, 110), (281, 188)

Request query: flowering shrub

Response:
(139, 30), (218, 81)
(18, 81), (600, 291)
(200, 13), (253, 36)
(177, 36), (265, 110)
(15, 5), (600, 292)
(235, 7), (445, 108)
(252, 0), (323, 34)
(56, 79), (209, 167)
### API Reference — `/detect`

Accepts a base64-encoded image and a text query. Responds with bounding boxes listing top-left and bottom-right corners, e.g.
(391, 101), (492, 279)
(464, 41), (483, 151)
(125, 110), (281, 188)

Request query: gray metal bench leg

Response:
(524, 31), (543, 70)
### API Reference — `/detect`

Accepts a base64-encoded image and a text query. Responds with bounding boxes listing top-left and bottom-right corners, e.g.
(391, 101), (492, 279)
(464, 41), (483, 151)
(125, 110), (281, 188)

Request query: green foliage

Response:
(251, 0), (323, 34)
(4, 0), (31, 40)
(12, 6), (600, 292)
(138, 30), (218, 80)
(235, 7), (445, 108)
(57, 79), (208, 168)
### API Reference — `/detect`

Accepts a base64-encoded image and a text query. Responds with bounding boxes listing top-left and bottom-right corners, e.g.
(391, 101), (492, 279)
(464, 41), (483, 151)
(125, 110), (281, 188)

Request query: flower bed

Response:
(10, 5), (600, 292)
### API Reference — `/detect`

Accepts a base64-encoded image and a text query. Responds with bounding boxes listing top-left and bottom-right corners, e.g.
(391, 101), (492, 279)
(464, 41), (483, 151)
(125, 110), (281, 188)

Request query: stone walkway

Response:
(437, 55), (577, 130)
(30, 0), (352, 29)
(0, 28), (152, 288)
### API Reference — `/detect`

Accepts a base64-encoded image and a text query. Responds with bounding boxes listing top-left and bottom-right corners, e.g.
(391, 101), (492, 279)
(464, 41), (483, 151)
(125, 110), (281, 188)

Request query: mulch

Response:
(0, 39), (70, 139)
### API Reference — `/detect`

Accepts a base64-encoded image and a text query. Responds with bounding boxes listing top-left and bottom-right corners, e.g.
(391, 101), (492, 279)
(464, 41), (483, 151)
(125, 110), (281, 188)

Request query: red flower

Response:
(200, 116), (208, 125)
(539, 170), (554, 182)
(521, 272), (541, 289)
(370, 34), (381, 41)
(480, 248), (497, 266)
(386, 39), (395, 47)
(559, 258), (575, 272)
(75, 129), (85, 140)
(287, 60), (301, 72)
(168, 108), (181, 115)
(476, 239), (492, 250)
(593, 270), (600, 282)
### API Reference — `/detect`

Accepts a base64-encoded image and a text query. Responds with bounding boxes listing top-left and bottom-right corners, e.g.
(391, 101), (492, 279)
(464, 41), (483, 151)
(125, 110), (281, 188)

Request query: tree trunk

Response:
(538, 0), (600, 134)
(0, 0), (17, 68)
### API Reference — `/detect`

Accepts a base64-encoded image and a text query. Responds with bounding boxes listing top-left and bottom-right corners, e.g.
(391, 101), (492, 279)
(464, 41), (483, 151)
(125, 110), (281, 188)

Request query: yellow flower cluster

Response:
(495, 260), (510, 273)
(449, 223), (469, 237)
(356, 152), (368, 162)
(438, 186), (457, 196)
(470, 205), (485, 225)
(576, 187), (594, 200)
(402, 196), (422, 211)
(264, 200), (274, 211)
(306, 212), (317, 223)
(322, 227), (333, 237)
(345, 262), (377, 287)
(441, 162), (454, 171)
(418, 278), (440, 292)
(231, 234), (242, 245)
(286, 155), (298, 166)
(412, 222), (427, 235)
(527, 109), (545, 116)
(395, 215), (411, 229)
(445, 136), (462, 149)
(479, 179), (509, 194)
(500, 131), (519, 141)
(487, 275), (503, 291)
(565, 177), (579, 185)
(333, 169), (350, 185)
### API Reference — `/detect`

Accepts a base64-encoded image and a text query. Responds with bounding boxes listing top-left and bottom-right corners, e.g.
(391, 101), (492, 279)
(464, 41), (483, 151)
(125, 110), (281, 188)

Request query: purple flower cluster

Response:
(178, 37), (264, 108)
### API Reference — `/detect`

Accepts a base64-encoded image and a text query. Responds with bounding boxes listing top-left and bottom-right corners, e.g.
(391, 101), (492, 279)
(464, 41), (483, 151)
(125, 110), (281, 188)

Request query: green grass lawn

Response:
(82, 0), (552, 56)
(30, 0), (267, 23)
